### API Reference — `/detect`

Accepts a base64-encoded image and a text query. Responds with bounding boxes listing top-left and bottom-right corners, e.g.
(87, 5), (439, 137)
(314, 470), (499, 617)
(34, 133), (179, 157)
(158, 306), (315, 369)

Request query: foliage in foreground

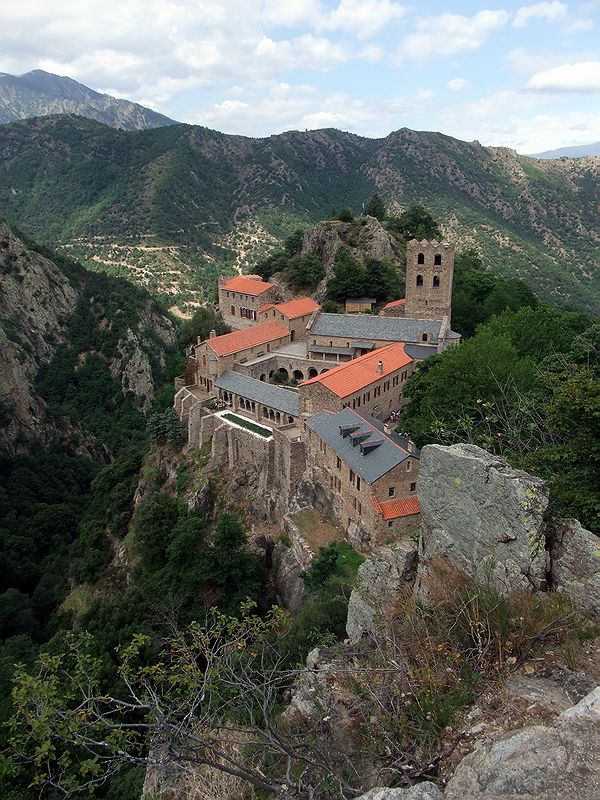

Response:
(5, 580), (586, 800)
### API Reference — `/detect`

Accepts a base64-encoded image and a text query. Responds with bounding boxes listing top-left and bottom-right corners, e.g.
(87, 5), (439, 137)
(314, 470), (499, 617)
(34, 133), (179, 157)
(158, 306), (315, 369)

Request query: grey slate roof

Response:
(215, 371), (299, 416)
(305, 407), (413, 483)
(310, 313), (442, 343)
(404, 343), (439, 361)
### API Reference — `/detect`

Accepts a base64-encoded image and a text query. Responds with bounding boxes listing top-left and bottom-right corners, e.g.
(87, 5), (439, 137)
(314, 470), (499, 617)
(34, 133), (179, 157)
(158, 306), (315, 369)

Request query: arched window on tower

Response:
(434, 254), (442, 266)
(416, 274), (424, 287)
(417, 252), (425, 265)
(433, 275), (440, 288)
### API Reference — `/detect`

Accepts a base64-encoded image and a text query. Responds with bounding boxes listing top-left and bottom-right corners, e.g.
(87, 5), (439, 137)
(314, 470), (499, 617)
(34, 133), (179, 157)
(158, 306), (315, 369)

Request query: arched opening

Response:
(434, 254), (442, 266)
(422, 333), (428, 342)
(417, 252), (425, 265)
(274, 368), (289, 384)
(262, 406), (268, 418)
(230, 305), (235, 316)
(269, 409), (275, 421)
(275, 412), (281, 424)
(293, 369), (304, 382)
(288, 416), (294, 424)
(308, 367), (318, 378)
(433, 275), (440, 288)
(320, 368), (329, 374)
(260, 374), (266, 382)
(416, 274), (423, 287)
(269, 370), (274, 380)
(290, 329), (296, 342)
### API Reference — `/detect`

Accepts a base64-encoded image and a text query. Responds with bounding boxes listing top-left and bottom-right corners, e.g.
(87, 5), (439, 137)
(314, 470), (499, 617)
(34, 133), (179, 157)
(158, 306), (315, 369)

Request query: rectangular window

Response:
(410, 482), (416, 492)
(406, 460), (412, 472)
(357, 500), (362, 515)
(388, 486), (395, 497)
(356, 476), (361, 490)
(349, 469), (355, 484)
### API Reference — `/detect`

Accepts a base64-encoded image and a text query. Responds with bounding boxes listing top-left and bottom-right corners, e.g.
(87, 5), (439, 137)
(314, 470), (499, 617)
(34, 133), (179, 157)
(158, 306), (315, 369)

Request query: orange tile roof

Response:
(270, 297), (320, 319)
(258, 303), (275, 313)
(205, 322), (288, 357)
(371, 496), (420, 520)
(299, 342), (413, 398)
(221, 276), (274, 295)
(383, 298), (406, 309)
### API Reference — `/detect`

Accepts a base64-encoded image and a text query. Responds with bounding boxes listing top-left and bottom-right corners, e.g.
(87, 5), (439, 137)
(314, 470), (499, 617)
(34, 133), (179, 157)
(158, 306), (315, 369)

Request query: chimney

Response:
(376, 360), (384, 375)
(209, 329), (217, 339)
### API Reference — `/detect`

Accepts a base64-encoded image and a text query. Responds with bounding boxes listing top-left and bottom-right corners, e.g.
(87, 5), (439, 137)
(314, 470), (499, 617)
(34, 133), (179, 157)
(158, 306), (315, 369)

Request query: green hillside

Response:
(0, 115), (598, 314)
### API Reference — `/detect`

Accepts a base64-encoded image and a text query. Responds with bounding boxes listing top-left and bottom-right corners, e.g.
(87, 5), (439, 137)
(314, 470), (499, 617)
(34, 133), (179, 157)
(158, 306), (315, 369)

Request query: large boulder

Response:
(445, 687), (600, 800)
(272, 540), (307, 613)
(356, 784), (443, 800)
(415, 444), (549, 602)
(550, 518), (600, 618)
(346, 541), (417, 642)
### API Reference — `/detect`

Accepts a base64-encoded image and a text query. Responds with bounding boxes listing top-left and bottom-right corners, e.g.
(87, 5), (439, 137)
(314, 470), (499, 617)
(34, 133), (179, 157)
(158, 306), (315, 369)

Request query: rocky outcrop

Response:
(300, 216), (402, 300)
(0, 220), (176, 452)
(356, 785), (443, 800)
(415, 444), (549, 602)
(0, 221), (78, 452)
(550, 518), (600, 618)
(444, 687), (600, 800)
(273, 541), (307, 613)
(346, 541), (417, 642)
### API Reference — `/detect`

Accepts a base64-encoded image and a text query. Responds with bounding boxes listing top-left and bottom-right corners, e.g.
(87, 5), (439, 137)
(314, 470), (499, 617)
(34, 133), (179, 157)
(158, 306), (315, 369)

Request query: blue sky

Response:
(2, 1), (599, 151)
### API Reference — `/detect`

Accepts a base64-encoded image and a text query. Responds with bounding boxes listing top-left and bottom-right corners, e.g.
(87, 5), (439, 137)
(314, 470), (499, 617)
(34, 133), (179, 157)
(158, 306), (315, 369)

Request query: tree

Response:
(387, 204), (441, 241)
(326, 248), (366, 300)
(363, 193), (386, 221)
(337, 208), (354, 222)
(286, 252), (325, 290)
(363, 258), (397, 301)
(178, 307), (229, 350)
(147, 408), (186, 450)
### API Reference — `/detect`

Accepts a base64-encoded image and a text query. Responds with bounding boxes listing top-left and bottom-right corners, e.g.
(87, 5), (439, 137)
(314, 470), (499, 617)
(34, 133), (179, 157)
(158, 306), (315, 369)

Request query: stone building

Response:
(404, 239), (455, 324)
(218, 275), (277, 329)
(257, 297), (320, 341)
(193, 322), (290, 391)
(298, 342), (415, 418)
(305, 408), (420, 546)
(381, 297), (405, 317)
(306, 312), (459, 357)
(214, 370), (300, 427)
(345, 297), (376, 313)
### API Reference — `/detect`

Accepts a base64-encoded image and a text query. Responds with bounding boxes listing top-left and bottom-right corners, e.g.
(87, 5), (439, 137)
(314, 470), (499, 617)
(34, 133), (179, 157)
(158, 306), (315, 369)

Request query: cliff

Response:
(0, 221), (177, 454)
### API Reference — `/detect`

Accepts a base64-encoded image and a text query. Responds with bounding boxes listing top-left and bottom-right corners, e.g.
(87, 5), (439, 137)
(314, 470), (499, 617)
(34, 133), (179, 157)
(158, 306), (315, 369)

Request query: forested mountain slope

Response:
(0, 220), (176, 455)
(0, 115), (598, 314)
(0, 69), (175, 130)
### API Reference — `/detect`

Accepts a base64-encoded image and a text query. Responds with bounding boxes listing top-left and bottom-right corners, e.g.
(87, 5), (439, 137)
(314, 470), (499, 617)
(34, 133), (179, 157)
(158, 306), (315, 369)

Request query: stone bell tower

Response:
(404, 239), (455, 324)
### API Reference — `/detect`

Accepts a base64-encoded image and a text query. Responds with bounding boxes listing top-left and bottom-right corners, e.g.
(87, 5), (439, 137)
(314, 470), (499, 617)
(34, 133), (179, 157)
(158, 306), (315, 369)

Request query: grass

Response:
(222, 413), (272, 438)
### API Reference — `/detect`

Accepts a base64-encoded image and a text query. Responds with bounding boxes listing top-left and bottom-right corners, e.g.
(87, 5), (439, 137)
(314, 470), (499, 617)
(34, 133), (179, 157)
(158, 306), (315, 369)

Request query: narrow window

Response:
(356, 476), (361, 490)
(406, 460), (412, 472)
(231, 306), (235, 315)
(422, 333), (428, 342)
(388, 486), (395, 497)
(410, 482), (416, 492)
(337, 456), (341, 470)
(416, 274), (423, 287)
(433, 275), (440, 288)
(417, 252), (425, 265)
(434, 254), (442, 266)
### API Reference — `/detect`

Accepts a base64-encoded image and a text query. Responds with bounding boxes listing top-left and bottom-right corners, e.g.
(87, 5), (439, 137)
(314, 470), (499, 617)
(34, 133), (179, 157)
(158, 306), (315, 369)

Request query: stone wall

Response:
(235, 353), (330, 384)
(405, 239), (455, 323)
(218, 278), (277, 329)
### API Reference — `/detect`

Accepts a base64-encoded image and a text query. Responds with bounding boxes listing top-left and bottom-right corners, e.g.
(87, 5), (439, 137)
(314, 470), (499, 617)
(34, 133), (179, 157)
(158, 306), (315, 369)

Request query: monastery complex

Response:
(175, 239), (459, 550)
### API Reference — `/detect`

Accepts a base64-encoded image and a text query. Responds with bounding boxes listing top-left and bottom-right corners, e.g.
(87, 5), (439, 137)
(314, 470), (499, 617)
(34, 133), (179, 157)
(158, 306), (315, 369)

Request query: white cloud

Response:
(438, 89), (600, 152)
(513, 1), (567, 28)
(447, 78), (469, 91)
(320, 0), (407, 39)
(526, 61), (600, 91)
(399, 10), (510, 61)
(563, 18), (595, 32)
(262, 0), (323, 27)
(192, 82), (423, 137)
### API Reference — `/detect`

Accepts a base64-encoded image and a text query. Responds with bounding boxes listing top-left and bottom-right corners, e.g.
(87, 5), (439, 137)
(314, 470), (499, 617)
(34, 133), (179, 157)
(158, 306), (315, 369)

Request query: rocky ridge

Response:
(0, 116), (598, 315)
(0, 221), (176, 453)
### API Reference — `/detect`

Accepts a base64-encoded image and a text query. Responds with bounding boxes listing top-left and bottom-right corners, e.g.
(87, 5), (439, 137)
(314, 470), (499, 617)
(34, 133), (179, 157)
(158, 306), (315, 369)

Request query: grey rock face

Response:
(445, 687), (600, 800)
(356, 784), (443, 800)
(551, 518), (600, 618)
(273, 541), (307, 613)
(346, 541), (418, 642)
(415, 444), (549, 602)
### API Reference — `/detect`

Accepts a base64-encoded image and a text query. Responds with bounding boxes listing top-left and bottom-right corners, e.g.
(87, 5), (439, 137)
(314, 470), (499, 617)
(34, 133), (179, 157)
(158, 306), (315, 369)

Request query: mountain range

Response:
(0, 69), (175, 131)
(0, 114), (598, 316)
(534, 142), (600, 159)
